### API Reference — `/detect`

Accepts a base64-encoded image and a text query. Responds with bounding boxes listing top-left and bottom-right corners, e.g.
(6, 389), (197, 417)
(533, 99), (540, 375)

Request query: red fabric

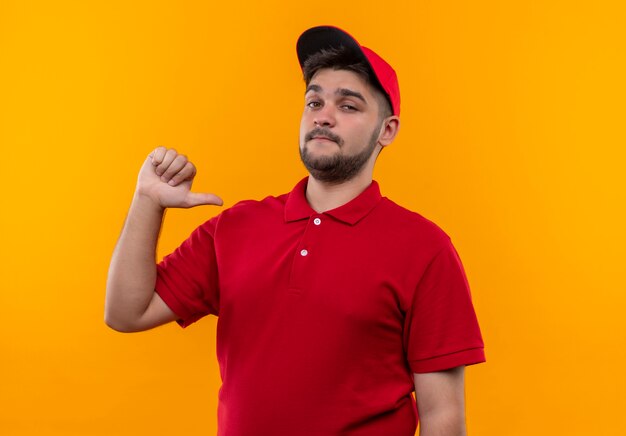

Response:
(155, 177), (485, 435)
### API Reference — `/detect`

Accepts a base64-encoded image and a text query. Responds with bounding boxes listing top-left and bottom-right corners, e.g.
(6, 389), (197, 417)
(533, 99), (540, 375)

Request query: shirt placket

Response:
(287, 215), (325, 295)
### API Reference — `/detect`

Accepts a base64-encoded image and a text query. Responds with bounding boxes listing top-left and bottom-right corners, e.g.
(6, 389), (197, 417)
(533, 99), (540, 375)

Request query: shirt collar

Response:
(284, 176), (383, 226)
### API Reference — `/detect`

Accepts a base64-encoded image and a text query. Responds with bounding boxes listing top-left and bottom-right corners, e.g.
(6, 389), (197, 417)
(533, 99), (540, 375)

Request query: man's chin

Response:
(299, 145), (363, 183)
(301, 146), (338, 164)
(306, 167), (358, 184)
(301, 156), (354, 183)
(301, 154), (340, 172)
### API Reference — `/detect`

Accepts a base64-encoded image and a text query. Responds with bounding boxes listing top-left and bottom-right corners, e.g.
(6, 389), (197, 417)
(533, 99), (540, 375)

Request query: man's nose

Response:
(313, 104), (336, 127)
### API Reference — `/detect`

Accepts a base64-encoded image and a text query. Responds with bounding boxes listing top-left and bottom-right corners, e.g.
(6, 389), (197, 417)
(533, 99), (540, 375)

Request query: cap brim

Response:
(296, 26), (367, 68)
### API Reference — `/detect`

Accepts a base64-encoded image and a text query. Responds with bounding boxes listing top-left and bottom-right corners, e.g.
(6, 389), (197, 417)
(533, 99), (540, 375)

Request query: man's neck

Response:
(305, 171), (373, 213)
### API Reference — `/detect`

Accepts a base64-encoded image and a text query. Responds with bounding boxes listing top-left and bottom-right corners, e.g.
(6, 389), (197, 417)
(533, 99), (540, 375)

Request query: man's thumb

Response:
(185, 192), (224, 208)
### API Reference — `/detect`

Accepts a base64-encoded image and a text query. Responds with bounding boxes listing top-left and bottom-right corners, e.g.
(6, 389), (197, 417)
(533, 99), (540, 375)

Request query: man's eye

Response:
(307, 101), (322, 109)
(341, 104), (357, 111)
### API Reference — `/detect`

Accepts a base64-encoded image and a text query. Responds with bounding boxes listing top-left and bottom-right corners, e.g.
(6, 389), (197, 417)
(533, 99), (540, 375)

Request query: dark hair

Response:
(302, 46), (393, 120)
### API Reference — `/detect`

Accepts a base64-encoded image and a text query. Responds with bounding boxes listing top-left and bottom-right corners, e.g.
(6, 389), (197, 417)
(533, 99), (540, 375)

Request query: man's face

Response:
(299, 68), (384, 183)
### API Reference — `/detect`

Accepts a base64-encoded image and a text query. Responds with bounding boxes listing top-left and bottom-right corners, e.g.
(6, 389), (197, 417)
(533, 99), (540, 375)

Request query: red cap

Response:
(296, 25), (401, 116)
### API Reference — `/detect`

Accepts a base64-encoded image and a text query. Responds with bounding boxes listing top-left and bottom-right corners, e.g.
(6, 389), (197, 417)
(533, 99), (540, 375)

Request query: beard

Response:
(299, 126), (380, 184)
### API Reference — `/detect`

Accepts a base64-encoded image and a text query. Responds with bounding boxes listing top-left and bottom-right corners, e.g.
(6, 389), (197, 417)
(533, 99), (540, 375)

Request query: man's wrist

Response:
(132, 190), (166, 215)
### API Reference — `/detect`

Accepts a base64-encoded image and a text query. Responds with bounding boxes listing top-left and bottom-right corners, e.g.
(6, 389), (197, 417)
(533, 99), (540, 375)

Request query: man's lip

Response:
(312, 136), (335, 142)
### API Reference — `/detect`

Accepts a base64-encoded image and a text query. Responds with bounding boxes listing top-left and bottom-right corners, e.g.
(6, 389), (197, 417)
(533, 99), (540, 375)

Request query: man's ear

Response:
(378, 116), (400, 148)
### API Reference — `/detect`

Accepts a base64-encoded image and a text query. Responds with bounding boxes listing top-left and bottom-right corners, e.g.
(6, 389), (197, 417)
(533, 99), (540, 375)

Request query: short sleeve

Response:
(155, 215), (220, 328)
(404, 238), (486, 373)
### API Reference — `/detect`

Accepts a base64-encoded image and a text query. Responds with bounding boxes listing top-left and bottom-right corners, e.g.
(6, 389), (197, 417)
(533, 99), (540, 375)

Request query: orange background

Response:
(1, 1), (625, 435)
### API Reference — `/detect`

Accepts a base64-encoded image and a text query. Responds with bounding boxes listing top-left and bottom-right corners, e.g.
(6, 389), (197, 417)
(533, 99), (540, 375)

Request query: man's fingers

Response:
(155, 148), (178, 176)
(167, 162), (196, 186)
(185, 192), (224, 208)
(161, 154), (188, 182)
(150, 146), (168, 165)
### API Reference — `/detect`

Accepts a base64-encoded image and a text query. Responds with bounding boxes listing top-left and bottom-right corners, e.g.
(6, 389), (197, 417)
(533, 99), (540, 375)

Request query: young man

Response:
(106, 26), (485, 436)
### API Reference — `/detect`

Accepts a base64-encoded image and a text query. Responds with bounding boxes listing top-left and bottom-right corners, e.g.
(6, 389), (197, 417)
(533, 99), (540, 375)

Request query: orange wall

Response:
(1, 1), (624, 435)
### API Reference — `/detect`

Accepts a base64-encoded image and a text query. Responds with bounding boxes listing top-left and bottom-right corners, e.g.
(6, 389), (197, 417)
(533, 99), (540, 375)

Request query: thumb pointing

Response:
(185, 192), (224, 208)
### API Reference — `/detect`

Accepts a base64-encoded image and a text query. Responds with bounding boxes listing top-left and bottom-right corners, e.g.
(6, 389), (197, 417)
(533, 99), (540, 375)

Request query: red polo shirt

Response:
(155, 177), (485, 435)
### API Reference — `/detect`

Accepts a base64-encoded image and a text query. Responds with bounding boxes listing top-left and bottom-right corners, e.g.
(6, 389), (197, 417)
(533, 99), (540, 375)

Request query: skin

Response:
(105, 67), (467, 436)
(299, 71), (386, 185)
(299, 68), (398, 213)
(104, 148), (215, 333)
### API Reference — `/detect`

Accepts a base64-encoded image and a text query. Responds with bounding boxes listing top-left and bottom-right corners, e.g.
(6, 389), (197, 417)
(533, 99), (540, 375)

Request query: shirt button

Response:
(313, 218), (321, 226)
(300, 249), (308, 257)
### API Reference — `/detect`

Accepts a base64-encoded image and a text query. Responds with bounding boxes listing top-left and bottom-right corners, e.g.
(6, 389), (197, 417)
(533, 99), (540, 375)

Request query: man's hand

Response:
(135, 146), (223, 209)
(105, 146), (223, 332)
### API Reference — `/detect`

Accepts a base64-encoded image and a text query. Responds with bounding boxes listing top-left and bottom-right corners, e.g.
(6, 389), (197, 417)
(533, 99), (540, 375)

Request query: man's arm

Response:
(414, 366), (467, 436)
(104, 147), (222, 332)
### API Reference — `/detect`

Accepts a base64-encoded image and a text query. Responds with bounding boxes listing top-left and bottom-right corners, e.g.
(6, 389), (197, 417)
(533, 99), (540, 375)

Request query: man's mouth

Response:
(305, 128), (343, 146)
(312, 136), (334, 142)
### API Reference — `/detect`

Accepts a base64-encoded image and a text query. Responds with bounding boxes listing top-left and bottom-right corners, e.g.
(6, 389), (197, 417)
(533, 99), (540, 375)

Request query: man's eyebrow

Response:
(337, 88), (366, 103)
(305, 84), (322, 95)
(304, 85), (367, 104)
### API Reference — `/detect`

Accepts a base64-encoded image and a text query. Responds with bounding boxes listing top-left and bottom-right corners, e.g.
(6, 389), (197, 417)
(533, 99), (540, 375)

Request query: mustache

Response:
(305, 128), (344, 146)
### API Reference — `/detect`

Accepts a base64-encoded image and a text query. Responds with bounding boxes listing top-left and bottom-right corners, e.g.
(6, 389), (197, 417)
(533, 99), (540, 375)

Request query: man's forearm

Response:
(105, 193), (165, 331)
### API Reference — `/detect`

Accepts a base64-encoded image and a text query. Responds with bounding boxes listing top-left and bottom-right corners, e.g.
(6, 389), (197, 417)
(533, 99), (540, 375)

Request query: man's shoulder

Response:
(232, 190), (289, 210)
(215, 190), (290, 222)
(376, 196), (452, 247)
